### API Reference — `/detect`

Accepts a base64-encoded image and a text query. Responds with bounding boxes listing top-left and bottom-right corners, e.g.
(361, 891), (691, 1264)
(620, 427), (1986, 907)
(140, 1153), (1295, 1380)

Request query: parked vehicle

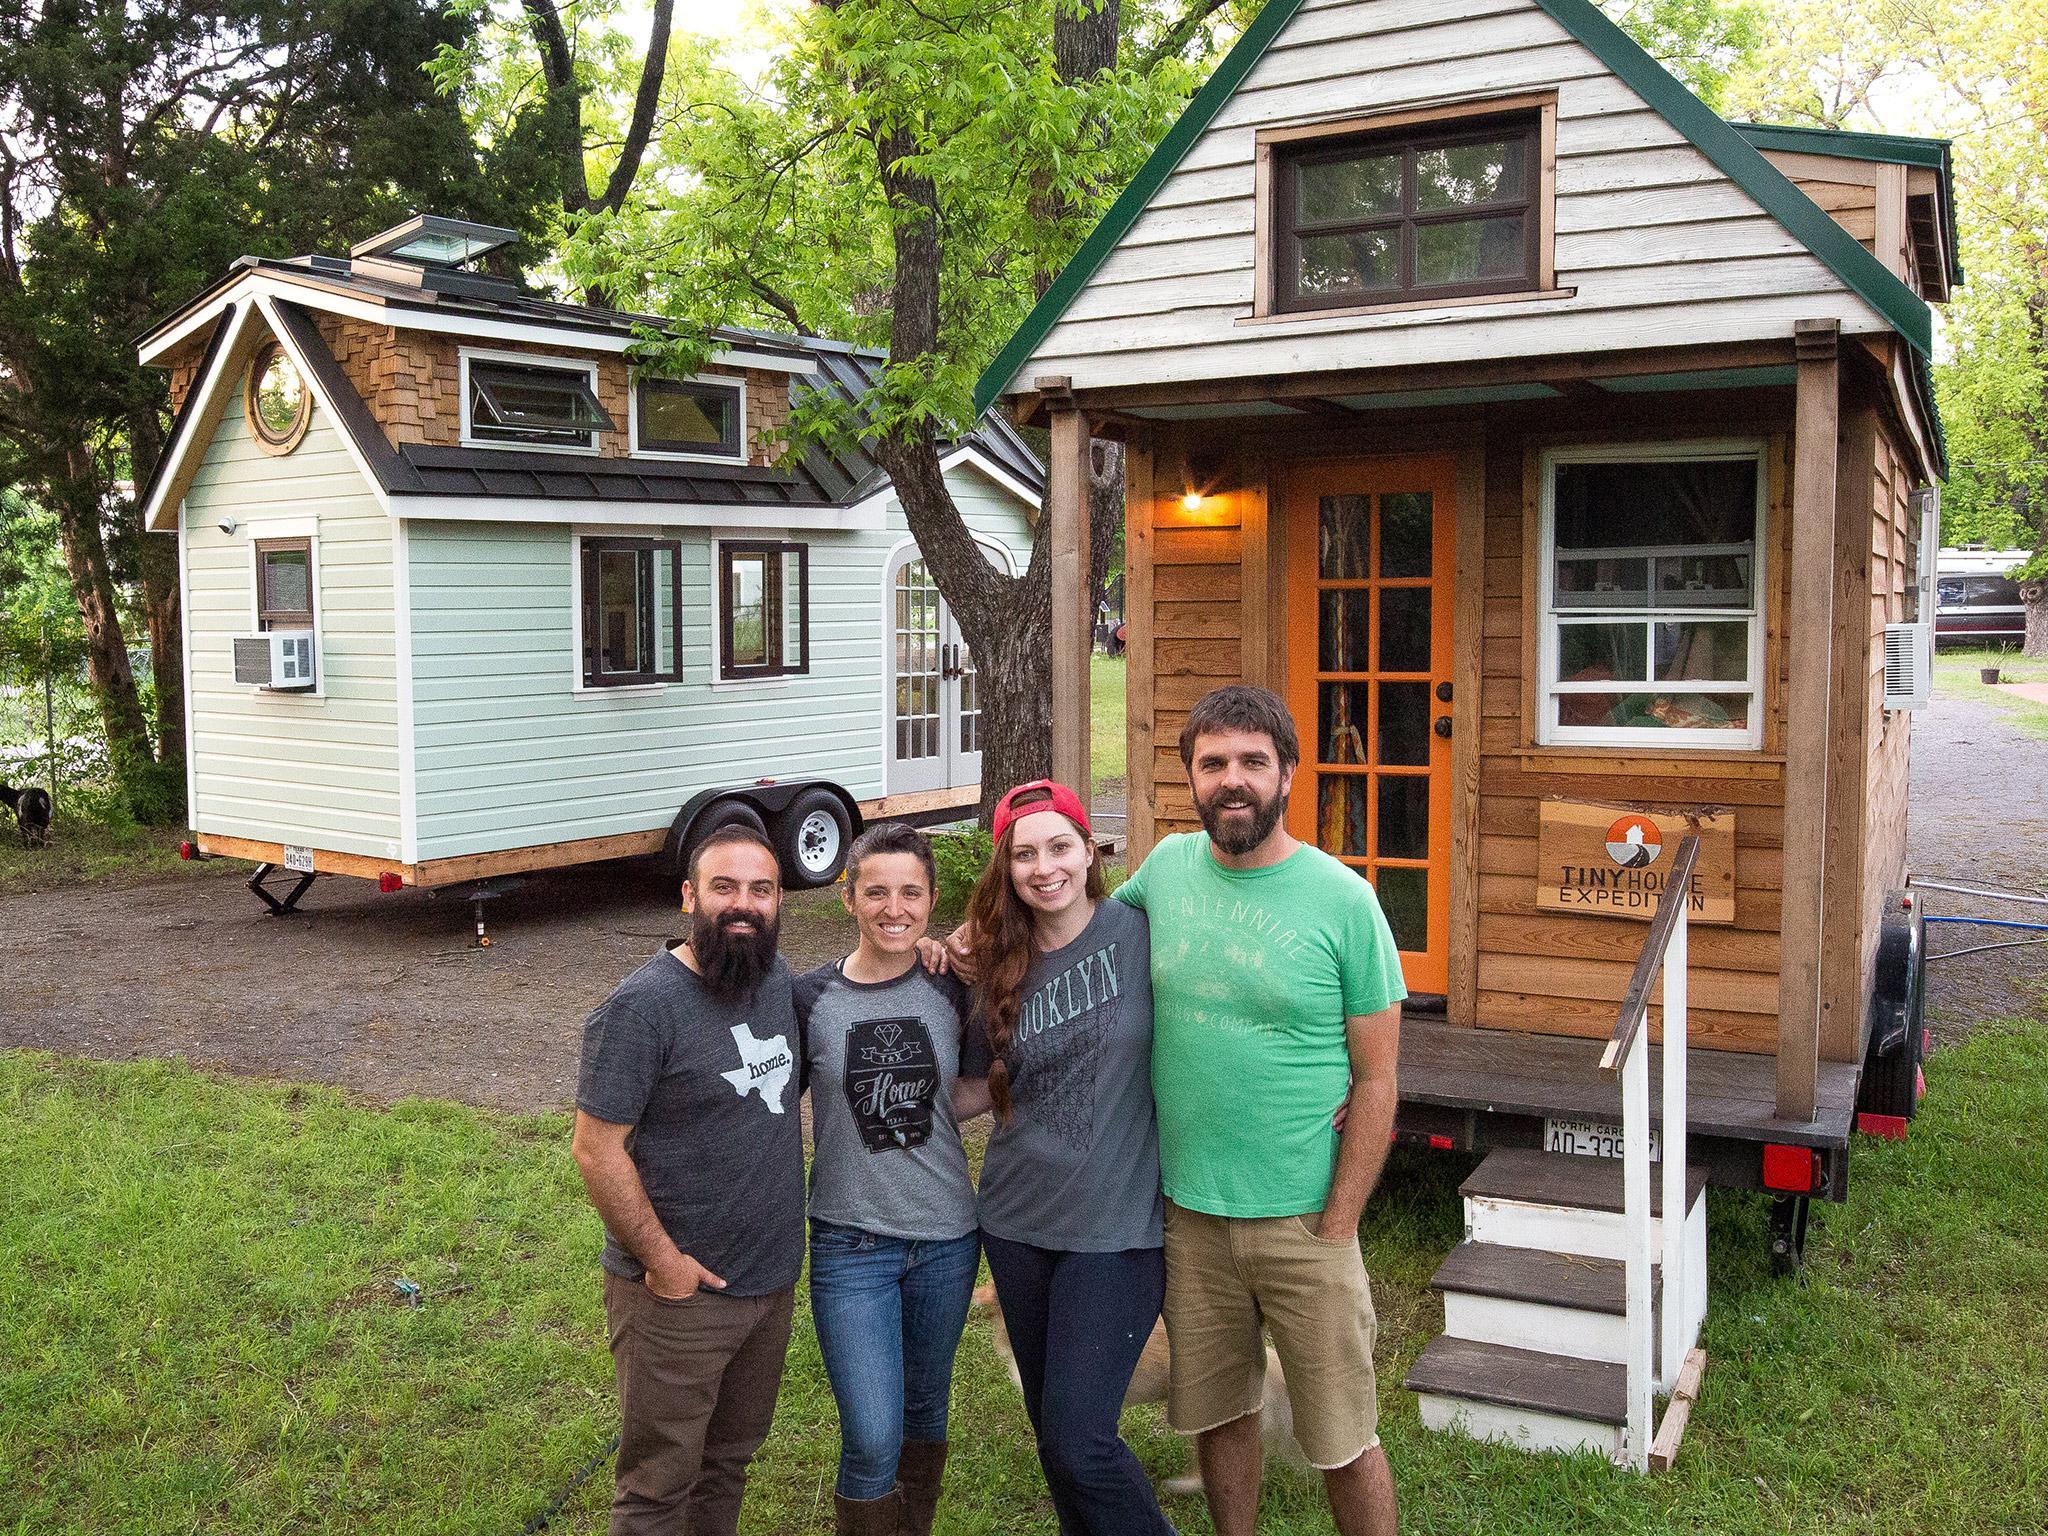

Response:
(1936, 547), (2029, 647)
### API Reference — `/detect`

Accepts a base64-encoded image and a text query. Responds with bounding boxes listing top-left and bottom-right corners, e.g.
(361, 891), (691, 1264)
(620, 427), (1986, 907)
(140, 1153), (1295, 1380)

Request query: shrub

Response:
(931, 825), (992, 921)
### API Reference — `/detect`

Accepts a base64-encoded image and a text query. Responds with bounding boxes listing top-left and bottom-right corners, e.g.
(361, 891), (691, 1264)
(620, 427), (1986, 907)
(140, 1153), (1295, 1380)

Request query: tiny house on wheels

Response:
(982, 0), (1955, 1465)
(136, 216), (1040, 915)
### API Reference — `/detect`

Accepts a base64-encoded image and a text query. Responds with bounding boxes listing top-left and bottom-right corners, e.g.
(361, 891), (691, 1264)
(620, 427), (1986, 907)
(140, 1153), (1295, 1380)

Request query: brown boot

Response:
(896, 1440), (948, 1536)
(834, 1488), (905, 1536)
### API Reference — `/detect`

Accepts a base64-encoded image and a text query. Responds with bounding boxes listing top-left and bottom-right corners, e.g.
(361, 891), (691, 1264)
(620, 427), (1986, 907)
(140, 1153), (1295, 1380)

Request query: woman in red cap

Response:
(957, 780), (1177, 1535)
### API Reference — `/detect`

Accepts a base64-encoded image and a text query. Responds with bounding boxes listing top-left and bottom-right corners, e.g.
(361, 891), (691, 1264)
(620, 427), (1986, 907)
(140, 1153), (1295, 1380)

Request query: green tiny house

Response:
(140, 219), (1041, 893)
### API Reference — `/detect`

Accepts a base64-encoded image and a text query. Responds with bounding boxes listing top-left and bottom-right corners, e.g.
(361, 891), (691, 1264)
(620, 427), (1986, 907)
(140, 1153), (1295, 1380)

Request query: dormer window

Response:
(634, 375), (745, 461)
(462, 353), (612, 451)
(1266, 106), (1547, 314)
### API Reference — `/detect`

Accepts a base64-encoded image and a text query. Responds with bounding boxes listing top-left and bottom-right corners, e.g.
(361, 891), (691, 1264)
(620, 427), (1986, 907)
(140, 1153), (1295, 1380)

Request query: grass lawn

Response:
(0, 810), (202, 897)
(1092, 651), (1126, 795)
(6, 1015), (2046, 1536)
(1933, 645), (2048, 741)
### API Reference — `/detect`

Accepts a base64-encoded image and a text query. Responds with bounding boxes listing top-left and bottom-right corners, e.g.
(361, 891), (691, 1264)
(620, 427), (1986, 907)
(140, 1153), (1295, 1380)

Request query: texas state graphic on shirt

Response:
(721, 1021), (794, 1112)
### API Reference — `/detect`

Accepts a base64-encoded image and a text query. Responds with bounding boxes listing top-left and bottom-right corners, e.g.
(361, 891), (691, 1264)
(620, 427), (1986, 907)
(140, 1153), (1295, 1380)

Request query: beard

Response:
(690, 907), (781, 1004)
(1197, 781), (1286, 855)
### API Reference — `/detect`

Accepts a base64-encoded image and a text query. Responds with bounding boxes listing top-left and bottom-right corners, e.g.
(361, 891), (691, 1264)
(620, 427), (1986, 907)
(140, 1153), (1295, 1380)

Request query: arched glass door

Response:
(887, 551), (982, 795)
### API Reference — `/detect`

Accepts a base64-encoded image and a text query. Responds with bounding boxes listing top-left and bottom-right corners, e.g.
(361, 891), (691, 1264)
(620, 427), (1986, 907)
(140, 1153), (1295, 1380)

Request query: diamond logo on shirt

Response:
(721, 1022), (793, 1113)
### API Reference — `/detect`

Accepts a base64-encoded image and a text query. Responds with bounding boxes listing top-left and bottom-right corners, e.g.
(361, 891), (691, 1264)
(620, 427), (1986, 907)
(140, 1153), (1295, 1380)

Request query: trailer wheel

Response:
(775, 789), (851, 889)
(672, 799), (770, 889)
(1857, 890), (1927, 1127)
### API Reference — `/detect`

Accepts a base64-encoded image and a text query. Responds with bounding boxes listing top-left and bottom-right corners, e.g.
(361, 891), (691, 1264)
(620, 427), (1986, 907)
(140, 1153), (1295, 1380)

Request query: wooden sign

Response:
(1535, 802), (1736, 925)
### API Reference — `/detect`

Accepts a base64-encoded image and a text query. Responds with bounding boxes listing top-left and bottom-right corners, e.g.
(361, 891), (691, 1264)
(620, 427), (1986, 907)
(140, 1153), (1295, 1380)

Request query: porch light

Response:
(1182, 490), (1204, 512)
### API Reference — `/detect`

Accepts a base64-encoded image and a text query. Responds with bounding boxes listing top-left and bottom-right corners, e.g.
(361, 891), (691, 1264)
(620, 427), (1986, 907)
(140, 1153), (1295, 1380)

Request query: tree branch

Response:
(593, 0), (674, 215)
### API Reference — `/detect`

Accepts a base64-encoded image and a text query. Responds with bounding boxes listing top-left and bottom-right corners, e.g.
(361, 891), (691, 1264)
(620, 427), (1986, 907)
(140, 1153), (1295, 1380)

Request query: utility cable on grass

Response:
(521, 1429), (621, 1535)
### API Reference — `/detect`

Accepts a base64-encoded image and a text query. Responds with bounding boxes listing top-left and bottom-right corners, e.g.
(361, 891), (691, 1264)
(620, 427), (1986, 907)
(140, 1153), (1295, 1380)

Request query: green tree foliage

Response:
(0, 0), (552, 820)
(1603, 0), (1764, 110)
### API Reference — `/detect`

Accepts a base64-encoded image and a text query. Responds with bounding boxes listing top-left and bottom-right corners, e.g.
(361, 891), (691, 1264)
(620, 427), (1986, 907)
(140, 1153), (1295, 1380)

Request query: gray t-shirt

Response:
(795, 962), (989, 1242)
(576, 948), (805, 1296)
(974, 899), (1164, 1252)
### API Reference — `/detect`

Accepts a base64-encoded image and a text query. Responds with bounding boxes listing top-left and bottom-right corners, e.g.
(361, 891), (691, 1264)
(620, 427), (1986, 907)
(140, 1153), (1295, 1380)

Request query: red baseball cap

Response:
(992, 779), (1092, 845)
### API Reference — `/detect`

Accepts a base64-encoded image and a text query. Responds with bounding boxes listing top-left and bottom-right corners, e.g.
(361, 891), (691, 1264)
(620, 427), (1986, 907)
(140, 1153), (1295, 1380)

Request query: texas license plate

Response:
(283, 844), (315, 873)
(1543, 1118), (1660, 1161)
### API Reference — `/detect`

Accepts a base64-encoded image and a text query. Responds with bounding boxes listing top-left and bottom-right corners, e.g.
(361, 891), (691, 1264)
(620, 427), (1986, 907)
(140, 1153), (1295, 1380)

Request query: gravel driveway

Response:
(3, 690), (2042, 1107)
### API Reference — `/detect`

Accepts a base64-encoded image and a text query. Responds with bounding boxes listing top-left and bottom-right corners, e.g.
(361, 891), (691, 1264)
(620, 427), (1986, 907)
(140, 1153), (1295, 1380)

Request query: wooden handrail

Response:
(1599, 834), (1702, 1078)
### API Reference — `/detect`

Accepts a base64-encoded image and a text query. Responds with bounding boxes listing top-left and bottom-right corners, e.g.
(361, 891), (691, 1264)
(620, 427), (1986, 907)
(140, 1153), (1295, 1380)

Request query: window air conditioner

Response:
(234, 629), (316, 690)
(1883, 622), (1930, 711)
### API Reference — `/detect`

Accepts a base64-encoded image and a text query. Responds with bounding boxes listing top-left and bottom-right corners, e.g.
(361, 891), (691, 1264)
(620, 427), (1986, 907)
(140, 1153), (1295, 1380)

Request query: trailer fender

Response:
(1856, 890), (1927, 1129)
(663, 782), (863, 890)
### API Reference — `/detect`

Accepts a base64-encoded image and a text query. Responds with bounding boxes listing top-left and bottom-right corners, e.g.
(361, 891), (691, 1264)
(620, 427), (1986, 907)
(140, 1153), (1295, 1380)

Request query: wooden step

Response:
(1431, 1241), (1658, 1317)
(1404, 1335), (1627, 1426)
(1460, 1149), (1708, 1217)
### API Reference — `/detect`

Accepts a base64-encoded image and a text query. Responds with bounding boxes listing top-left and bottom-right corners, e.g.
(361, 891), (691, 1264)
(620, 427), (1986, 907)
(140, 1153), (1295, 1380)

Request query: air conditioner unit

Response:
(234, 629), (316, 690)
(1883, 622), (1930, 711)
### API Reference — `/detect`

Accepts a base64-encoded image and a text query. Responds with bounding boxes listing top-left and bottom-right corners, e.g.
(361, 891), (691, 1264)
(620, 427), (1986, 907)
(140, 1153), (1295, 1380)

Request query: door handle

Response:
(1434, 715), (1453, 739)
(1436, 681), (1454, 702)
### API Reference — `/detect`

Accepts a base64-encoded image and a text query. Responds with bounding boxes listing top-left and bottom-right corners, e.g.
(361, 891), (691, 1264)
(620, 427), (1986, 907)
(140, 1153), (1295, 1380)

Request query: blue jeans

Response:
(808, 1220), (981, 1499)
(981, 1233), (1177, 1536)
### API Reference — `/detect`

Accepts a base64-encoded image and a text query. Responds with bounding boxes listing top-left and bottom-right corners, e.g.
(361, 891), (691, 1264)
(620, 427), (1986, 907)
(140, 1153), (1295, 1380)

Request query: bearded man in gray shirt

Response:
(572, 823), (804, 1536)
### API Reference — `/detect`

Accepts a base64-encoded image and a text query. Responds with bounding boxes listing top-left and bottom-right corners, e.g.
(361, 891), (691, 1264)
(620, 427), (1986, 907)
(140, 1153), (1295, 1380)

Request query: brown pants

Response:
(603, 1271), (796, 1536)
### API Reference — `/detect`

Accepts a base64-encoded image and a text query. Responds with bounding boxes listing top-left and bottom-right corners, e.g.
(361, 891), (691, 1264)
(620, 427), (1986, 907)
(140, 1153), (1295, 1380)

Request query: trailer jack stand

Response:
(1768, 1194), (1811, 1278)
(248, 862), (317, 917)
(464, 882), (508, 948)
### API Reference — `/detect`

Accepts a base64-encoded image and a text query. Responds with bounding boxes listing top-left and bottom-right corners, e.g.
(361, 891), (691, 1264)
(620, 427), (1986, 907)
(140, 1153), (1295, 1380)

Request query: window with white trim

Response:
(579, 536), (683, 687)
(719, 541), (809, 679)
(1539, 445), (1766, 748)
(636, 375), (744, 459)
(465, 357), (612, 450)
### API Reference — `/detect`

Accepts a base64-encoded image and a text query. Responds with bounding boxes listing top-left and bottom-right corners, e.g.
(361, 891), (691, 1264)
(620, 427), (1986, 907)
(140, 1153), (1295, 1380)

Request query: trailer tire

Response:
(775, 789), (852, 890)
(671, 799), (770, 889)
(1857, 890), (1926, 1123)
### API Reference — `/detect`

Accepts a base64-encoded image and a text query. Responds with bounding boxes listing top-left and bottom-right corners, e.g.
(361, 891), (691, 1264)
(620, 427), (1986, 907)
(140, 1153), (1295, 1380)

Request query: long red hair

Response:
(966, 797), (1106, 1124)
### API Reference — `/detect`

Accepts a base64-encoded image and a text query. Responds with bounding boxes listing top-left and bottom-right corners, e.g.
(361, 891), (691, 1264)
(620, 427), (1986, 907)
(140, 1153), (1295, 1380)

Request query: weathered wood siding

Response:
(1860, 417), (1917, 1005)
(1472, 428), (1793, 1054)
(405, 465), (1034, 861)
(1021, 0), (1890, 394)
(181, 374), (404, 858)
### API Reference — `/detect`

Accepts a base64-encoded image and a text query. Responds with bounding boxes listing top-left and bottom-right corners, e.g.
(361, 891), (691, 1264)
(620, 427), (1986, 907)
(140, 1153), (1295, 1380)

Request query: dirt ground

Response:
(2, 692), (2042, 1108)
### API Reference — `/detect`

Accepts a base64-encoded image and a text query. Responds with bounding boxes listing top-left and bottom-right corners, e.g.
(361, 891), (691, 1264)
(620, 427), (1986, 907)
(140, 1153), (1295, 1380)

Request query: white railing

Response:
(1598, 833), (1701, 1473)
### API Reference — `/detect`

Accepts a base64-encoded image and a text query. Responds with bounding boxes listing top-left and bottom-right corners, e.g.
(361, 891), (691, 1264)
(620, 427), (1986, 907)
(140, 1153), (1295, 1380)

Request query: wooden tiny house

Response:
(984, 0), (1955, 1455)
(984, 0), (1951, 1185)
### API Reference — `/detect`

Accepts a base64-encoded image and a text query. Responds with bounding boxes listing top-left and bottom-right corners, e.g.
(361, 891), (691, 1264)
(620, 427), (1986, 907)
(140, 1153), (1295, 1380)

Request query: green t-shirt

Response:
(1115, 832), (1407, 1218)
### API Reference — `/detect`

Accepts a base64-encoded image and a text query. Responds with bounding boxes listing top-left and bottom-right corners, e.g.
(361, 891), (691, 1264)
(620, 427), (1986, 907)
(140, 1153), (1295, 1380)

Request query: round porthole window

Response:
(247, 343), (310, 453)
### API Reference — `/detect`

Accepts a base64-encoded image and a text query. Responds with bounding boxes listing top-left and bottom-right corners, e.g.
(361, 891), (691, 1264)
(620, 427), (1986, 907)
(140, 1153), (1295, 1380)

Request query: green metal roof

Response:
(974, 0), (1938, 415)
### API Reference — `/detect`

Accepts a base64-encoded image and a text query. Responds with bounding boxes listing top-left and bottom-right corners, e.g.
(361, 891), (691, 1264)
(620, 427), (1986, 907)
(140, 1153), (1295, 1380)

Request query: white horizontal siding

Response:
(181, 382), (403, 858)
(1023, 0), (1886, 394)
(407, 462), (1034, 861)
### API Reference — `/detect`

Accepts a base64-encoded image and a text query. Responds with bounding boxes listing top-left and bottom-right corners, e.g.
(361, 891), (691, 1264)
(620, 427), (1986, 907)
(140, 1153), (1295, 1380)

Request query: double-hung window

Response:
(1539, 445), (1767, 749)
(466, 357), (613, 450)
(719, 541), (809, 680)
(580, 536), (683, 687)
(255, 537), (314, 631)
(635, 375), (744, 460)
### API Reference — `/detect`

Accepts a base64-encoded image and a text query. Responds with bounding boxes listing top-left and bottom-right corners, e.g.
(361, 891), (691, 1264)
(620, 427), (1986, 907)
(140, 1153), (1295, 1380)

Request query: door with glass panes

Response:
(1283, 458), (1456, 996)
(887, 550), (983, 795)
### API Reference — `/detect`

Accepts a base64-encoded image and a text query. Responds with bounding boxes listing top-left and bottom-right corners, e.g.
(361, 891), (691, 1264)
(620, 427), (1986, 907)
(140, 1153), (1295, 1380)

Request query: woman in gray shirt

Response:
(794, 823), (988, 1536)
(962, 779), (1176, 1536)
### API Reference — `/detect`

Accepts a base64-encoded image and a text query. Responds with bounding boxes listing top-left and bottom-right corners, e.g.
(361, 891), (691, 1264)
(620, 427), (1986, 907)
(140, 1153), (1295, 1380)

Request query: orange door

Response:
(1283, 457), (1457, 995)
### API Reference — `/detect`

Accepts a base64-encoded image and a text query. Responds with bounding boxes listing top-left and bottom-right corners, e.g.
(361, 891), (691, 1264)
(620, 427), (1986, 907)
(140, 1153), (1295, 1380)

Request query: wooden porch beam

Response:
(1777, 320), (1840, 1122)
(1044, 384), (1092, 801)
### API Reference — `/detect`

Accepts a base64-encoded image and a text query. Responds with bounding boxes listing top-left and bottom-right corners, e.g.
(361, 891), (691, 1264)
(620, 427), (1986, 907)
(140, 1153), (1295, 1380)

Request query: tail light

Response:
(1761, 1143), (1820, 1192)
(178, 841), (197, 860)
(378, 871), (404, 893)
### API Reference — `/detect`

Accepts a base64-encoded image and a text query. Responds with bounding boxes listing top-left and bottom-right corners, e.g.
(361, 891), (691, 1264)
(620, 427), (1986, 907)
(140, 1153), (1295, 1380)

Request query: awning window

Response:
(468, 360), (614, 449)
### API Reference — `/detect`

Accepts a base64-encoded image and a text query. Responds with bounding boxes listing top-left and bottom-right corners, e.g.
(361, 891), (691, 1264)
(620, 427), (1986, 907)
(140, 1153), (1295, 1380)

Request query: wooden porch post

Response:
(1125, 434), (1156, 863)
(1778, 320), (1840, 1122)
(1044, 381), (1092, 801)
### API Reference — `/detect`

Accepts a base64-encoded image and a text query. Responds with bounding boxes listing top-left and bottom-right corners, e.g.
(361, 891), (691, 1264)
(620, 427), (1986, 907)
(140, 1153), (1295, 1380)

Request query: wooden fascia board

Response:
(974, 0), (1935, 416)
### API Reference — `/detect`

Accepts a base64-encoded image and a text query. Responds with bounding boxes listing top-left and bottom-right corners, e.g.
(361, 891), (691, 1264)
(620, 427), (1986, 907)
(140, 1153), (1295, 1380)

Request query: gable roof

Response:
(975, 0), (1936, 414)
(144, 297), (1042, 531)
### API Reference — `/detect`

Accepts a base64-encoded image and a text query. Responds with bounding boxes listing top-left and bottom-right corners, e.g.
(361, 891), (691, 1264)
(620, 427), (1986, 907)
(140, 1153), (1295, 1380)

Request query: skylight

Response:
(350, 215), (517, 269)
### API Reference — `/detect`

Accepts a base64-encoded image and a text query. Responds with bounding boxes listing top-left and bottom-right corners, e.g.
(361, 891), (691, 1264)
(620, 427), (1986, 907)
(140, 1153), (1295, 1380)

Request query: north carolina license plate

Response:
(283, 844), (315, 873)
(1543, 1118), (1660, 1161)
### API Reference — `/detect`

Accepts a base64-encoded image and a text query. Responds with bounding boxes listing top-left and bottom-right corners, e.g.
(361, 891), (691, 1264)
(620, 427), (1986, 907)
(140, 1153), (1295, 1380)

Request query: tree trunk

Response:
(50, 456), (154, 789)
(127, 406), (184, 774)
(2023, 580), (2048, 657)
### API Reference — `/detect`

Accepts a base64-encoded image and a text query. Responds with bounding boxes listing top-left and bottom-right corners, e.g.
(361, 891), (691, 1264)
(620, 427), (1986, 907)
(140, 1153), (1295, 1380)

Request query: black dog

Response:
(0, 783), (53, 848)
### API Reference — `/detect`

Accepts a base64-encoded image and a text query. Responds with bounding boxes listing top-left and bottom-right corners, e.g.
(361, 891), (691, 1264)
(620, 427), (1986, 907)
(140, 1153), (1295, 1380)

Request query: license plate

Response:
(283, 844), (315, 874)
(1544, 1117), (1659, 1161)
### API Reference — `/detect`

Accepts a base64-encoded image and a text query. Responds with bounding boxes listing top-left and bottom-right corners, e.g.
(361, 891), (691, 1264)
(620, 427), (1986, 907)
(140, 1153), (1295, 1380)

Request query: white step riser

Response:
(1439, 1293), (1696, 1394)
(1416, 1394), (1623, 1459)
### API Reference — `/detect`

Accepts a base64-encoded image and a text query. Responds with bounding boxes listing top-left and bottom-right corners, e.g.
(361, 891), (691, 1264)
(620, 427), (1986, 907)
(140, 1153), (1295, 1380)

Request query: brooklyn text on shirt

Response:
(1160, 890), (1321, 965)
(1013, 942), (1121, 1047)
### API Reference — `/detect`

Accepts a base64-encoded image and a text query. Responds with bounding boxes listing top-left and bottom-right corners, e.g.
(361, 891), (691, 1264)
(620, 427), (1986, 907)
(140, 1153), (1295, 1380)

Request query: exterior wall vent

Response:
(1883, 623), (1930, 711)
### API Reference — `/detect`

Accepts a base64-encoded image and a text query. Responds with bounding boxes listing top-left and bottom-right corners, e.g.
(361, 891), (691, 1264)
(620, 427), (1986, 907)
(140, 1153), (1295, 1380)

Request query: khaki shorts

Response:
(1162, 1199), (1379, 1469)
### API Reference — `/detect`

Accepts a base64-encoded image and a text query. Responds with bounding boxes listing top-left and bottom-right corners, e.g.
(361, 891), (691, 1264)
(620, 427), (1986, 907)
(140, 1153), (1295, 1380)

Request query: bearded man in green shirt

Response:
(1111, 685), (1405, 1536)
